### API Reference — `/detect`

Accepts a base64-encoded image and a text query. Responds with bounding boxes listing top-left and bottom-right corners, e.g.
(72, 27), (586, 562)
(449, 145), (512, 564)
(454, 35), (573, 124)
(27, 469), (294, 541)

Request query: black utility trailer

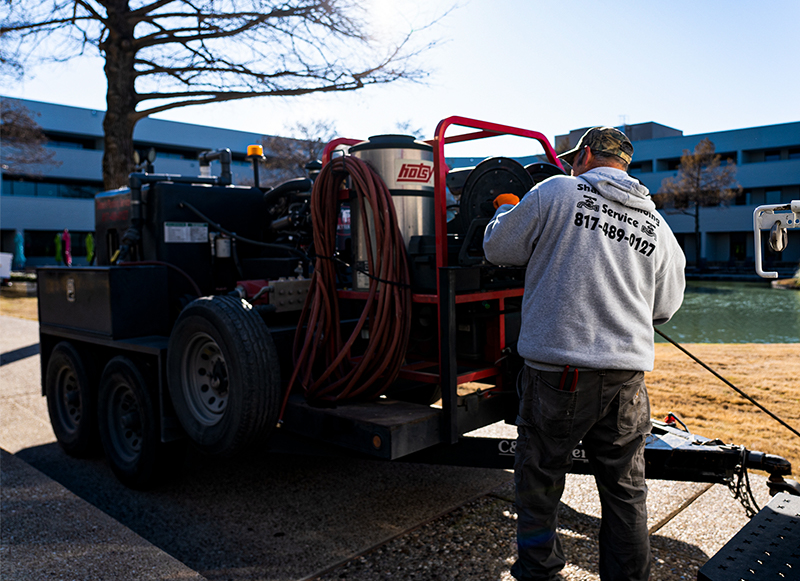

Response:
(38, 117), (796, 503)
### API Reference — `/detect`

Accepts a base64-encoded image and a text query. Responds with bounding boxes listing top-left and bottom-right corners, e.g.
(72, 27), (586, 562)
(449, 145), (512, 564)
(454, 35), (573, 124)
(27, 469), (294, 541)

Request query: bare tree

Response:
(260, 118), (337, 185)
(1, 1), (440, 189)
(0, 98), (59, 174)
(656, 138), (741, 266)
(393, 119), (424, 139)
(258, 118), (427, 186)
(0, 44), (23, 80)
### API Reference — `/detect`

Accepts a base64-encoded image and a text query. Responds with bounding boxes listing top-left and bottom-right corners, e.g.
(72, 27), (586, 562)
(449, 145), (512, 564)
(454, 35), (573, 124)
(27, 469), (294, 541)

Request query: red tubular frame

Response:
(430, 116), (564, 271)
(427, 117), (562, 388)
(321, 117), (563, 389)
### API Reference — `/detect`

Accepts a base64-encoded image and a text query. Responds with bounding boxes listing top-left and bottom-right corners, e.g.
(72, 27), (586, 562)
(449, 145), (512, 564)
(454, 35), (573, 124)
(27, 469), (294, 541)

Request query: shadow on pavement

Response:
(0, 343), (40, 366)
(16, 441), (511, 581)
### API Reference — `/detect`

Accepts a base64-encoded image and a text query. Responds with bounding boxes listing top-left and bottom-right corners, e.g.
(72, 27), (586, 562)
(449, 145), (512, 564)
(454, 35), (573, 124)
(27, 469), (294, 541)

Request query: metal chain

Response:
(725, 446), (762, 518)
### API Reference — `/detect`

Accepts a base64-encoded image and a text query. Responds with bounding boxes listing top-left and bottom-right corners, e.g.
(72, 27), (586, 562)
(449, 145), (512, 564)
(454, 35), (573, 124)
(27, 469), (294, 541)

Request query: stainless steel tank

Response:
(349, 135), (434, 290)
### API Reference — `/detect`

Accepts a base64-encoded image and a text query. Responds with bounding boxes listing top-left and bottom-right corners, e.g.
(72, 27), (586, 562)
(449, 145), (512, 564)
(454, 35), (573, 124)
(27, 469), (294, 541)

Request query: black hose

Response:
(263, 177), (312, 206)
(654, 327), (800, 441)
(178, 200), (308, 260)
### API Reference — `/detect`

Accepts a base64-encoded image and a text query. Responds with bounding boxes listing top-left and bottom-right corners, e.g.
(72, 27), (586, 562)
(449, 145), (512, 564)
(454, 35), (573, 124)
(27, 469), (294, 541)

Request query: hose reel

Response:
(454, 157), (565, 265)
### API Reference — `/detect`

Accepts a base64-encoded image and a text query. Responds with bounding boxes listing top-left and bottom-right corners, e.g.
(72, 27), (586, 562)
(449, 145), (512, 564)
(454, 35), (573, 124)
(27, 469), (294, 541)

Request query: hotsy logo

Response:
(397, 162), (433, 183)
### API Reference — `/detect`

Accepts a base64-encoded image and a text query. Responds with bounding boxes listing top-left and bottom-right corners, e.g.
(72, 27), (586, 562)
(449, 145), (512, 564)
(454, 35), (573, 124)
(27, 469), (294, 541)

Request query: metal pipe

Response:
(198, 148), (233, 186)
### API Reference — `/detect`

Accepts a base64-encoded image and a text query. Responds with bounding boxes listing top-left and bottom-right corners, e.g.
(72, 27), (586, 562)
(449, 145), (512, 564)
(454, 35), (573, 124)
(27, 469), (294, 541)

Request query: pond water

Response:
(656, 281), (800, 343)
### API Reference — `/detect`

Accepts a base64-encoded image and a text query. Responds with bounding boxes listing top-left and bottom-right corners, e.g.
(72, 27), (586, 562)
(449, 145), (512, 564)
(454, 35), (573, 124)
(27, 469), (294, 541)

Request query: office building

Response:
(3, 97), (799, 273)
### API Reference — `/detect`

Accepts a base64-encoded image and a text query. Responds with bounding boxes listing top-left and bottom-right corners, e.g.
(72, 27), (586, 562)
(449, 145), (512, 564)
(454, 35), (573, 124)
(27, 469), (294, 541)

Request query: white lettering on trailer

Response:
(498, 439), (516, 455)
(164, 222), (209, 243)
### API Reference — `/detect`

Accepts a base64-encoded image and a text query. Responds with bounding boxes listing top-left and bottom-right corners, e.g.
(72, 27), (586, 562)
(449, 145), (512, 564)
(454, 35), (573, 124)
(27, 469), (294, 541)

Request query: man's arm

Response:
(483, 189), (541, 266)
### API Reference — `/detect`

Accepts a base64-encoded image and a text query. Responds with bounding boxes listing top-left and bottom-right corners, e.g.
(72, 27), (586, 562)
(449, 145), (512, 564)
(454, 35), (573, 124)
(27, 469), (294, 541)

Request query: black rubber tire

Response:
(167, 296), (281, 455)
(45, 341), (99, 457)
(98, 356), (185, 489)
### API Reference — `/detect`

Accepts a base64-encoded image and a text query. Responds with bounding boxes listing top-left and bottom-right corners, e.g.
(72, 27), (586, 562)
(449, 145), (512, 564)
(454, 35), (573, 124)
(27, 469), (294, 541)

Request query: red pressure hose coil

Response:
(279, 155), (412, 414)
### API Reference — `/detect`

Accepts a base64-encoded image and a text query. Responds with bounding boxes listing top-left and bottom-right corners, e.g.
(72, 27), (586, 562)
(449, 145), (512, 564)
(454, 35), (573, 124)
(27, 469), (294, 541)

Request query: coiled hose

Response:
(280, 155), (412, 414)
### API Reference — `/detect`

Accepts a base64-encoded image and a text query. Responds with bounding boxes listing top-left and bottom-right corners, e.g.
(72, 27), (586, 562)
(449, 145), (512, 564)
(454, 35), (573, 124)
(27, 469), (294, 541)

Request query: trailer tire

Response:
(167, 296), (281, 455)
(45, 341), (99, 457)
(98, 356), (185, 489)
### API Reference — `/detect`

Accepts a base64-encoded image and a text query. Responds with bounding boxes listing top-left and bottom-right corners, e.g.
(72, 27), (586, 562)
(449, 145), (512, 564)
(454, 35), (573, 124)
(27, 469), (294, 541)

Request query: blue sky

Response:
(5, 0), (800, 156)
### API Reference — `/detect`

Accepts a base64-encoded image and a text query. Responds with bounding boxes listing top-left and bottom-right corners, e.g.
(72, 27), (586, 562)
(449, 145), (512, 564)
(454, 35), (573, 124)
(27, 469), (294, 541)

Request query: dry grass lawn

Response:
(649, 343), (800, 476)
(2, 288), (798, 476)
(0, 285), (38, 320)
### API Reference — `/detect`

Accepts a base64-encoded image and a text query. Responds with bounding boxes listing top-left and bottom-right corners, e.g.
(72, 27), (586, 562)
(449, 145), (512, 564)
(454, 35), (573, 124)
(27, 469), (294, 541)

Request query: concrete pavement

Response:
(2, 449), (208, 581)
(0, 314), (773, 580)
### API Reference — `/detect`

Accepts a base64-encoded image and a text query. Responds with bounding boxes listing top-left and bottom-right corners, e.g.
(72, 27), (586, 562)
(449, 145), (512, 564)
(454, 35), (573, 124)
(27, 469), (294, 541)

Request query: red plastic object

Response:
(236, 279), (270, 304)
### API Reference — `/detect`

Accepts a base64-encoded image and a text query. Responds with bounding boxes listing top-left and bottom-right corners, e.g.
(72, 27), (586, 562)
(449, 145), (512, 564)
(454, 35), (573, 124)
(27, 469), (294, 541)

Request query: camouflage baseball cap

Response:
(558, 126), (633, 166)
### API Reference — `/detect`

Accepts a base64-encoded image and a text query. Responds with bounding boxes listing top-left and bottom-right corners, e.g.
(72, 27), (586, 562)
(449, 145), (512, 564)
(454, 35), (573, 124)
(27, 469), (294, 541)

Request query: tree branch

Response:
(1, 15), (95, 35)
(134, 10), (306, 48)
(74, 0), (107, 23)
(129, 0), (177, 18)
(130, 79), (384, 119)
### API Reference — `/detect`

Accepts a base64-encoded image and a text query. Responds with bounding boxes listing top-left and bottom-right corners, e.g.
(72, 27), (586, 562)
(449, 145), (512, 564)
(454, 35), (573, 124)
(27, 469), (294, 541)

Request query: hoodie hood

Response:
(579, 167), (656, 212)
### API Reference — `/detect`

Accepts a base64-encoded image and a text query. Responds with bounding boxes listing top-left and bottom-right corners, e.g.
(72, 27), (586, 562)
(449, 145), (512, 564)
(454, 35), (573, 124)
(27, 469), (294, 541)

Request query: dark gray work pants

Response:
(511, 365), (651, 581)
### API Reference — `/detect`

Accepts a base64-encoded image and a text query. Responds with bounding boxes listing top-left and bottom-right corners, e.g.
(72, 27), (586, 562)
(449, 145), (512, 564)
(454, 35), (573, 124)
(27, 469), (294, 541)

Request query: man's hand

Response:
(493, 193), (520, 209)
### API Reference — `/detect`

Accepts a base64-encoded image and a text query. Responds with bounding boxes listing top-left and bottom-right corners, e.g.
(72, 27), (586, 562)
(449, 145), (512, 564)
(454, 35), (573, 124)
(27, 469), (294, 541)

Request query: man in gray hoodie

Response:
(483, 127), (685, 581)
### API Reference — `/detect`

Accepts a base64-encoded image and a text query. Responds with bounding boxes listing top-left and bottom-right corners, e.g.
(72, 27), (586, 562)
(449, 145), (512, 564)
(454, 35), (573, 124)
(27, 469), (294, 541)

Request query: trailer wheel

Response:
(45, 341), (99, 457)
(167, 296), (281, 455)
(98, 356), (185, 489)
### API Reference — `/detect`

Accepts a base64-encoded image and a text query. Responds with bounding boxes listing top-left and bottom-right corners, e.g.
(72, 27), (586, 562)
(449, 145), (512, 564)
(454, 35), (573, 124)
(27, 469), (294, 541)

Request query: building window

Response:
(2, 180), (35, 196)
(742, 150), (759, 164)
(133, 142), (200, 161)
(25, 230), (56, 258)
(748, 191), (765, 205)
(735, 190), (749, 206)
(37, 183), (60, 197)
(629, 160), (653, 174)
(1, 177), (102, 199)
(47, 140), (84, 150)
(730, 232), (747, 261)
(656, 158), (682, 172)
(742, 148), (792, 163)
(43, 133), (98, 150)
(24, 230), (91, 259)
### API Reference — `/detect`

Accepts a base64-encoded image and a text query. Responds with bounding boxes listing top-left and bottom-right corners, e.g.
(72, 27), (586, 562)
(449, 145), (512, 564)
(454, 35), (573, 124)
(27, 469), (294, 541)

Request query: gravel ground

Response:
(312, 472), (770, 581)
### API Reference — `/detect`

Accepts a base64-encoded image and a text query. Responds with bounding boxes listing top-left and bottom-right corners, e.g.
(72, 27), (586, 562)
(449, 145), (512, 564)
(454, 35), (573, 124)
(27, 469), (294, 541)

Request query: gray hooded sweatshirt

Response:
(483, 167), (685, 372)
